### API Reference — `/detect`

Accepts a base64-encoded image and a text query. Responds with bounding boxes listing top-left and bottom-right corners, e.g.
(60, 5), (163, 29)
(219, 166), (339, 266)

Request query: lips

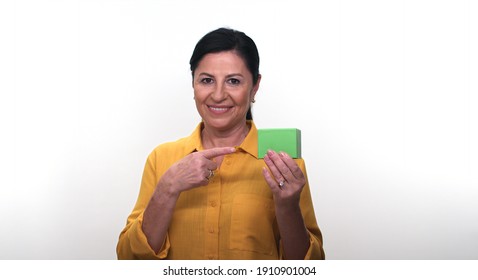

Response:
(207, 105), (233, 114)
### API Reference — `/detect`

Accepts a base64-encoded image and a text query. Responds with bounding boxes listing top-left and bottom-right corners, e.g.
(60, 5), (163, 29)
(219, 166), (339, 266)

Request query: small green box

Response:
(258, 128), (301, 159)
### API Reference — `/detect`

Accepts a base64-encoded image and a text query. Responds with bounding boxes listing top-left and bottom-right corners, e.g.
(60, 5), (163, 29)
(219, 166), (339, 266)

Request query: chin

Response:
(205, 120), (230, 129)
(204, 118), (238, 131)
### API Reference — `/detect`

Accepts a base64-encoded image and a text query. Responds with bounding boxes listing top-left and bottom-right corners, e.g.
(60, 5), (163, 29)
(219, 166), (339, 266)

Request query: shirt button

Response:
(210, 201), (217, 207)
(225, 160), (231, 165)
(209, 227), (214, 233)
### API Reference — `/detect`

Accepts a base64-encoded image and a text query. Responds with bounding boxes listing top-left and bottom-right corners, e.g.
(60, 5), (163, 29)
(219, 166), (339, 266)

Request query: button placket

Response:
(204, 170), (220, 259)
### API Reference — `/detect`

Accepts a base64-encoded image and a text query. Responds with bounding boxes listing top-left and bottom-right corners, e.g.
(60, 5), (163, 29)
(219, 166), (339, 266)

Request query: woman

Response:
(116, 28), (325, 260)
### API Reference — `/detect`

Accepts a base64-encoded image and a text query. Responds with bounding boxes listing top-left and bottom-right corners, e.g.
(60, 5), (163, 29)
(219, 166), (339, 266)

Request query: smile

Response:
(207, 106), (232, 113)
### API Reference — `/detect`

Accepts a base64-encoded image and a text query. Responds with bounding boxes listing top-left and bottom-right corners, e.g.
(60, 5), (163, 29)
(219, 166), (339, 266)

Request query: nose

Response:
(211, 82), (227, 102)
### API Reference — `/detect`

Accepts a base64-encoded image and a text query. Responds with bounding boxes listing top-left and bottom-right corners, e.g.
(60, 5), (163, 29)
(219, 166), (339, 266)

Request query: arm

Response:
(117, 147), (235, 259)
(273, 198), (310, 260)
(141, 176), (180, 254)
(263, 150), (324, 260)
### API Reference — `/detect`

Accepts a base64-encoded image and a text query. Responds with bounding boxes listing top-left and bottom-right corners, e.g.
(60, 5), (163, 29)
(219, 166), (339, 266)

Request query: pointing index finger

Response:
(200, 147), (236, 159)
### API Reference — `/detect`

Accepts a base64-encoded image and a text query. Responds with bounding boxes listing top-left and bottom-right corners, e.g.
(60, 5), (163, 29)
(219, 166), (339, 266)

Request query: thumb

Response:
(200, 147), (236, 159)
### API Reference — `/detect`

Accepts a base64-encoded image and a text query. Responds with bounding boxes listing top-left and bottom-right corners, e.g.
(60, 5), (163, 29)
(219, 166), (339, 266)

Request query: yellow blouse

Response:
(116, 122), (324, 260)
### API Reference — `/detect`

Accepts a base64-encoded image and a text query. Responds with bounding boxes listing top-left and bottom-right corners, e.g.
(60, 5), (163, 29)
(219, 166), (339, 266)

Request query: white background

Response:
(0, 0), (477, 259)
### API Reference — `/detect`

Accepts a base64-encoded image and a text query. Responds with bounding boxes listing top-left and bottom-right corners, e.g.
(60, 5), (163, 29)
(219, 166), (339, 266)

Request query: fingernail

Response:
(267, 150), (274, 156)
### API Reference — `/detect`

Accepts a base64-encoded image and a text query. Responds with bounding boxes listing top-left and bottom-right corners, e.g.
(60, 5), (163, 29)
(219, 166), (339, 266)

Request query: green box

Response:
(258, 128), (301, 159)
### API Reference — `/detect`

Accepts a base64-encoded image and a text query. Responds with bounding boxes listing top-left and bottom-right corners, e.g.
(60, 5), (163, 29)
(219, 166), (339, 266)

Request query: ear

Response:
(251, 74), (262, 100)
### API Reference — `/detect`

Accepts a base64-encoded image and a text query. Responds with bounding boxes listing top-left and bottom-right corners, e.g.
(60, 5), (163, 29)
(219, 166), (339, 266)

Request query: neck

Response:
(201, 121), (250, 149)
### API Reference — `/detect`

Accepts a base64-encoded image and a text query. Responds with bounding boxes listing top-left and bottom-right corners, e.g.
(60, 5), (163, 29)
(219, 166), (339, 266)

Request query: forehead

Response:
(196, 51), (248, 72)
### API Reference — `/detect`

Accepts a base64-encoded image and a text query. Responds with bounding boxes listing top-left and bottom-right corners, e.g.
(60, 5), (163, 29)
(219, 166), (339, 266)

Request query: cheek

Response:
(193, 87), (206, 100)
(238, 90), (253, 104)
(192, 91), (204, 110)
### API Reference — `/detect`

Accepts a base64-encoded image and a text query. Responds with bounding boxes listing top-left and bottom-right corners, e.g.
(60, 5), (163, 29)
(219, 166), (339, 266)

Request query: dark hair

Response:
(189, 28), (260, 120)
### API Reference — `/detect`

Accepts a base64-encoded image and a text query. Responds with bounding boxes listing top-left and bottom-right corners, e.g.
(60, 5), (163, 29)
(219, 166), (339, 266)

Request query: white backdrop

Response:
(1, 0), (477, 259)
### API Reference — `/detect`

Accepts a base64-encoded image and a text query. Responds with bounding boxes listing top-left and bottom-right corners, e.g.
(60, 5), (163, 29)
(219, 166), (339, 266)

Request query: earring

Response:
(251, 99), (256, 103)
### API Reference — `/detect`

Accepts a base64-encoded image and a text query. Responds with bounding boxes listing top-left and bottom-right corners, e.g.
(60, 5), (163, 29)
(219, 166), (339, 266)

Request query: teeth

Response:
(209, 107), (229, 111)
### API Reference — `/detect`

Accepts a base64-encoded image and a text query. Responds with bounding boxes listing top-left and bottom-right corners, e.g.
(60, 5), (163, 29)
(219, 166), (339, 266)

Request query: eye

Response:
(227, 78), (240, 85)
(201, 77), (214, 84)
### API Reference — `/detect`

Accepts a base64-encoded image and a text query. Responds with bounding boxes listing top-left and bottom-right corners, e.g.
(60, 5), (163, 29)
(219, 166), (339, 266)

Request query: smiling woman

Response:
(116, 28), (325, 260)
(193, 51), (260, 149)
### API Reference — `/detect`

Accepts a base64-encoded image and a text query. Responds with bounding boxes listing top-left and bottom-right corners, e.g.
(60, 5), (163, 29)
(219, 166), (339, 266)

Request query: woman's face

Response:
(193, 51), (260, 133)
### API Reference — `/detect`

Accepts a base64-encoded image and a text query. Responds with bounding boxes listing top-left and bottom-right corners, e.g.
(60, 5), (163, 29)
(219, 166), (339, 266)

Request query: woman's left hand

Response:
(262, 150), (306, 208)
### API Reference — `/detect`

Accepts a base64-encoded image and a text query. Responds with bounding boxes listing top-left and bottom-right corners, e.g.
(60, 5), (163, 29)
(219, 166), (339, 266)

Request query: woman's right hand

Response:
(159, 147), (236, 195)
(142, 146), (234, 253)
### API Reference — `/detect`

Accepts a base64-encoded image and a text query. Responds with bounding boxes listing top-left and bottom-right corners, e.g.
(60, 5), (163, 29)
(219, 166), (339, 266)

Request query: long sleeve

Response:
(116, 152), (171, 259)
(278, 159), (325, 260)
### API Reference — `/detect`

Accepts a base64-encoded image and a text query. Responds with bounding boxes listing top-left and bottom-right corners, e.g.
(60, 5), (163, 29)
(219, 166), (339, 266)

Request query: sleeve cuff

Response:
(127, 212), (171, 259)
(278, 231), (325, 260)
(302, 233), (325, 260)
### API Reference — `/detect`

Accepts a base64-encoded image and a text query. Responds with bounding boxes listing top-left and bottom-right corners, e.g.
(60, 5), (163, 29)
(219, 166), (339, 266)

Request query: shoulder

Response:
(148, 135), (192, 161)
(144, 123), (201, 167)
(297, 157), (305, 165)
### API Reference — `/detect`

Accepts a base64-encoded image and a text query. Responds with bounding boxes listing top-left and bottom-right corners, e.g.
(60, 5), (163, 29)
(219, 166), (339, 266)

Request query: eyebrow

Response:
(197, 72), (244, 78)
